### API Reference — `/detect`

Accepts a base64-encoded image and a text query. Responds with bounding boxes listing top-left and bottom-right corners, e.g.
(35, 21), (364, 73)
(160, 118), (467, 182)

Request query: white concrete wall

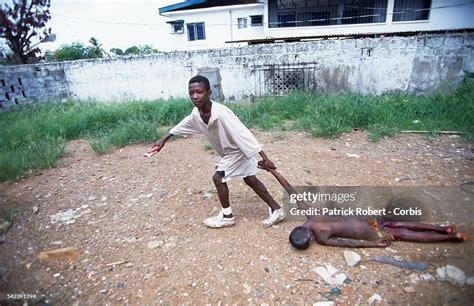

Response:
(264, 0), (474, 38)
(161, 4), (264, 51)
(1, 32), (472, 109)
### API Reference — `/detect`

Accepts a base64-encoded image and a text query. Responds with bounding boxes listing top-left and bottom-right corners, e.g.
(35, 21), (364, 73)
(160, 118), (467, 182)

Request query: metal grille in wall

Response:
(254, 63), (318, 96)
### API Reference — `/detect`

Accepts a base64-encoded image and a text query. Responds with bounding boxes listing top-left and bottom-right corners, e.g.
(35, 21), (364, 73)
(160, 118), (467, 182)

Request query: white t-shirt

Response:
(169, 102), (262, 182)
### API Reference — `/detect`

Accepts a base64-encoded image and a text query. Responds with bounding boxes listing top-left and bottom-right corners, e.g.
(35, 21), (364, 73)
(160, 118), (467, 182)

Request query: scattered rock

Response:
(367, 293), (382, 305)
(403, 286), (416, 293)
(202, 193), (212, 200)
(330, 287), (341, 297)
(437, 265), (466, 287)
(147, 240), (163, 250)
(313, 301), (335, 306)
(436, 266), (447, 280)
(313, 264), (348, 286)
(420, 273), (435, 282)
(0, 234), (5, 244)
(446, 265), (466, 287)
(409, 273), (419, 284)
(242, 283), (251, 294)
(346, 153), (361, 158)
(343, 250), (361, 267)
(466, 276), (474, 285)
(32, 206), (39, 213)
(50, 240), (63, 246)
(50, 209), (76, 225)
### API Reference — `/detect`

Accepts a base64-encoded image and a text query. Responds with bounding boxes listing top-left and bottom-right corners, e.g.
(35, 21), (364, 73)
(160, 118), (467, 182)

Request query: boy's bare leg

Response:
(382, 221), (457, 234)
(203, 171), (235, 228)
(213, 171), (232, 215)
(243, 175), (280, 212)
(383, 227), (468, 242)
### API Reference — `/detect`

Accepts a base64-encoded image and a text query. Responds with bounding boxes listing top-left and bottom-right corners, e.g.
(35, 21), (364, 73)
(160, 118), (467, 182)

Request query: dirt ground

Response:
(0, 130), (473, 305)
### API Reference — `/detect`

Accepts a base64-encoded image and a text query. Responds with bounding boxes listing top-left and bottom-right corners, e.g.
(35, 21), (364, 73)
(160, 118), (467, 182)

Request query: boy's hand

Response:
(258, 151), (276, 171)
(154, 138), (166, 149)
(154, 132), (173, 149)
(258, 159), (276, 171)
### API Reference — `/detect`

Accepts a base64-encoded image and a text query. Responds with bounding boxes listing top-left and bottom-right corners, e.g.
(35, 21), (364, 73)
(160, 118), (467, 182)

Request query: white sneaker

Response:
(203, 211), (235, 228)
(262, 208), (286, 227)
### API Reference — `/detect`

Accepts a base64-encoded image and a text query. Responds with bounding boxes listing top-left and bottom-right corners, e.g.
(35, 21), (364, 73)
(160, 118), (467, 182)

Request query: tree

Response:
(88, 37), (106, 58)
(123, 45), (158, 56)
(124, 46), (140, 55)
(50, 39), (105, 62)
(51, 42), (92, 62)
(0, 0), (51, 64)
(110, 48), (124, 56)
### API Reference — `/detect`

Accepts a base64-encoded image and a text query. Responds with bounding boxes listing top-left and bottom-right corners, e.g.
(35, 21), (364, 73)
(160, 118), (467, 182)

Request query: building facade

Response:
(159, 0), (474, 50)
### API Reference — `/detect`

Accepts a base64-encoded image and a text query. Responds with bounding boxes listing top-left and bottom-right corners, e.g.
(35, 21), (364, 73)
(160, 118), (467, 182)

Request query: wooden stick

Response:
(38, 247), (80, 260)
(106, 260), (128, 266)
(400, 130), (463, 134)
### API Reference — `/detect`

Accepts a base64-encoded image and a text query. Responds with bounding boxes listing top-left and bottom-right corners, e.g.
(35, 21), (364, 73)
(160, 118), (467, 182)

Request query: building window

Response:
(168, 20), (184, 34)
(237, 17), (248, 28)
(187, 22), (205, 41)
(393, 0), (431, 22)
(270, 0), (388, 28)
(299, 11), (330, 27)
(278, 13), (297, 27)
(250, 15), (263, 26)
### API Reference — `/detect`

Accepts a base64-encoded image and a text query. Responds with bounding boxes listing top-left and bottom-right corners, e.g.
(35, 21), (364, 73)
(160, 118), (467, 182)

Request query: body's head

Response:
(188, 75), (211, 108)
(289, 226), (312, 250)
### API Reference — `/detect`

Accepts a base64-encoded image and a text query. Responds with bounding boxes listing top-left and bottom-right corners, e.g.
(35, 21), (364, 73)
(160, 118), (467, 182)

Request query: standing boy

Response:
(153, 75), (285, 228)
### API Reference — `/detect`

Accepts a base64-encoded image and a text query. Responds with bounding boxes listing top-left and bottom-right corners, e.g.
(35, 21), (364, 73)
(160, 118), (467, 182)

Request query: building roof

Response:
(225, 28), (474, 45)
(159, 0), (208, 14)
(159, 0), (260, 14)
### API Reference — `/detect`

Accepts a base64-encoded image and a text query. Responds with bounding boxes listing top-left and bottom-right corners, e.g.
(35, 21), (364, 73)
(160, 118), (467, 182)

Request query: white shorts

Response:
(216, 152), (258, 183)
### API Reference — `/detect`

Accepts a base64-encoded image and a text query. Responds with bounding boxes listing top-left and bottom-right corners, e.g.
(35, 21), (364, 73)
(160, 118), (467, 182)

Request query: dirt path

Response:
(0, 130), (473, 304)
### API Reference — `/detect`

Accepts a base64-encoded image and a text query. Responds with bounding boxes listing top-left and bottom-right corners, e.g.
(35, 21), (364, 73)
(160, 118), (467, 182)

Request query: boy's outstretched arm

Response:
(154, 132), (174, 148)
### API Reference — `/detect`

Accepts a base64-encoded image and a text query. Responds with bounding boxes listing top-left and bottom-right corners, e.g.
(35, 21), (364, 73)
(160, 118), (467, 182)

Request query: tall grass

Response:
(0, 99), (191, 180)
(231, 77), (473, 141)
(0, 77), (472, 181)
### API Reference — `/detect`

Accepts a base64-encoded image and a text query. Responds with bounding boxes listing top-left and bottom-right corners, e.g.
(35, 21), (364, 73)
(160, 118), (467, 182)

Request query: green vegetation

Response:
(46, 37), (105, 62)
(231, 77), (473, 142)
(109, 45), (159, 56)
(1, 209), (16, 224)
(0, 78), (472, 181)
(46, 38), (159, 62)
(0, 99), (191, 180)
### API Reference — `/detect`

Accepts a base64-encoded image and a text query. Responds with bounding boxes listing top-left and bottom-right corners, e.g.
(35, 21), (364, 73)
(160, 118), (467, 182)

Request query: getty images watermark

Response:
(289, 191), (422, 217)
(283, 186), (472, 223)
